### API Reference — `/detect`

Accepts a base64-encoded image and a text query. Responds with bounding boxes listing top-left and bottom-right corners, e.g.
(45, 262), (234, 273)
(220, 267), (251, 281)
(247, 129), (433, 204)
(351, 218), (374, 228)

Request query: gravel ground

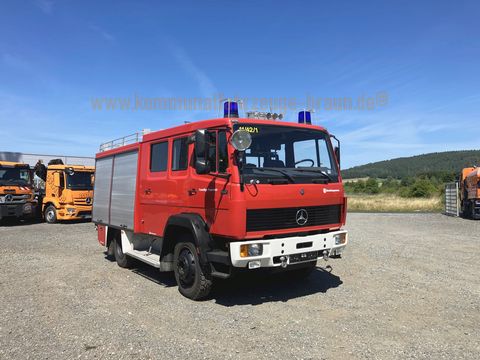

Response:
(0, 213), (479, 359)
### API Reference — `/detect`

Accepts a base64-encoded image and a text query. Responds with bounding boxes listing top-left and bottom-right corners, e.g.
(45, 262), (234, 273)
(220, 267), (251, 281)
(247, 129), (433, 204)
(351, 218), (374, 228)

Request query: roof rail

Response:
(99, 129), (151, 152)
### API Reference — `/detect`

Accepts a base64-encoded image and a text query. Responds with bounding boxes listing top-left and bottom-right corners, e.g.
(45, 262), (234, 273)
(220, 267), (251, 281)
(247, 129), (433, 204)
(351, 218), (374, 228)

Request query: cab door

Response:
(186, 130), (231, 229)
(138, 139), (171, 236)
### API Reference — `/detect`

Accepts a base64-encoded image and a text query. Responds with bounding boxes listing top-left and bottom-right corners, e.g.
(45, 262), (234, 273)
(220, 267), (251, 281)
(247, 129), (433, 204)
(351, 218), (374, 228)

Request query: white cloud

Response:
(89, 25), (115, 42)
(169, 43), (217, 97)
(35, 0), (54, 15)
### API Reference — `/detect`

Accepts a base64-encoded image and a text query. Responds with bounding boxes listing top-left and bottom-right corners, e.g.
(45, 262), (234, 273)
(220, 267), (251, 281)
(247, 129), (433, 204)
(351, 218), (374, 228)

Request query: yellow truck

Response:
(460, 166), (480, 220)
(0, 161), (37, 221)
(40, 164), (95, 223)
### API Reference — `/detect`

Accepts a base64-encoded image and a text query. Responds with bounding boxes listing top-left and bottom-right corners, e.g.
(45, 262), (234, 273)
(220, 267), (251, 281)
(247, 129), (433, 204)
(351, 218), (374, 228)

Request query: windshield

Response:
(234, 124), (339, 184)
(66, 171), (94, 190)
(0, 166), (31, 186)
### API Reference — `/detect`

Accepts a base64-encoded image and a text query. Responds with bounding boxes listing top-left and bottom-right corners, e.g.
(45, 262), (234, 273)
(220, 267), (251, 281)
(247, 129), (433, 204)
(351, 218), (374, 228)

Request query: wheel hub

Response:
(47, 210), (54, 221)
(177, 248), (196, 287)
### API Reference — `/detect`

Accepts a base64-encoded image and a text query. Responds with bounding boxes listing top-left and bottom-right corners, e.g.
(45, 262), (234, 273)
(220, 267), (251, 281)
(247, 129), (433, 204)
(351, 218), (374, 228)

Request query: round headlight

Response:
(230, 130), (252, 151)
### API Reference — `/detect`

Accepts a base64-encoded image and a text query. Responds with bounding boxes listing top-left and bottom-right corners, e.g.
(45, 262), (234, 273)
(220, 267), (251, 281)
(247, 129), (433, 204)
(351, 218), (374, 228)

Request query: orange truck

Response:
(40, 164), (95, 223)
(0, 161), (37, 221)
(460, 167), (480, 219)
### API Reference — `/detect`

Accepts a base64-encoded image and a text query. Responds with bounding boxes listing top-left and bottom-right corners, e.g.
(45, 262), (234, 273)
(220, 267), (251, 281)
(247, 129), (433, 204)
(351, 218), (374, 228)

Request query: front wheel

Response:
(44, 205), (57, 224)
(174, 241), (212, 300)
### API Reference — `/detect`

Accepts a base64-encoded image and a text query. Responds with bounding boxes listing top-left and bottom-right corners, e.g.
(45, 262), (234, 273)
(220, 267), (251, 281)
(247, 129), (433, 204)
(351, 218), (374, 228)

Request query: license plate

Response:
(289, 251), (318, 264)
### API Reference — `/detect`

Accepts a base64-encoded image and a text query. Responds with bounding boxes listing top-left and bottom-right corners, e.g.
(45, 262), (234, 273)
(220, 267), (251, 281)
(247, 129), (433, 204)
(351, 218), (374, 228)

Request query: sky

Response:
(0, 0), (479, 168)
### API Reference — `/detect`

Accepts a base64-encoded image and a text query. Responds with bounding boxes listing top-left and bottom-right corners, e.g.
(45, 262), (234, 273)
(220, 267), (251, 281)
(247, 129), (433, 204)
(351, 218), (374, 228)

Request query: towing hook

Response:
(322, 250), (329, 261)
(279, 256), (288, 268)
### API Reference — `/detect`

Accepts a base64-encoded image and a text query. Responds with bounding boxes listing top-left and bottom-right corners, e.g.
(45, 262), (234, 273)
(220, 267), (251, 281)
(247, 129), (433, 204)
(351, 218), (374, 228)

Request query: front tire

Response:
(174, 241), (212, 300)
(44, 205), (57, 224)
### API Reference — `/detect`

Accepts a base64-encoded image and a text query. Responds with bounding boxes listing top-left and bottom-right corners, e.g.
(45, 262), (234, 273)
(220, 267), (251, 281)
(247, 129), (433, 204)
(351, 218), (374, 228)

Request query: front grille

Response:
(0, 194), (30, 204)
(246, 204), (341, 232)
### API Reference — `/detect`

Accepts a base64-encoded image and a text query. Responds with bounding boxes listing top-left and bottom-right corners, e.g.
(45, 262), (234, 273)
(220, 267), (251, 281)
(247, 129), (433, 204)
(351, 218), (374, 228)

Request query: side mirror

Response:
(330, 134), (341, 169)
(194, 129), (211, 175)
(53, 172), (61, 187)
(334, 146), (340, 168)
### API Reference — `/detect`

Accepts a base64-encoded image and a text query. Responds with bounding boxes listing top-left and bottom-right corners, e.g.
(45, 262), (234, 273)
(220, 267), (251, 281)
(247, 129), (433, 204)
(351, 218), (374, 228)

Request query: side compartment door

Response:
(92, 156), (113, 224)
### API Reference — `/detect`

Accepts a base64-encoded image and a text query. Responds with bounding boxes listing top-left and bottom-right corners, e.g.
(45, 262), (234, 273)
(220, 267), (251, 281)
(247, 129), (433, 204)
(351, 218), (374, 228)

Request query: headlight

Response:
(334, 233), (347, 245)
(240, 243), (263, 257)
(23, 203), (32, 213)
(67, 208), (76, 214)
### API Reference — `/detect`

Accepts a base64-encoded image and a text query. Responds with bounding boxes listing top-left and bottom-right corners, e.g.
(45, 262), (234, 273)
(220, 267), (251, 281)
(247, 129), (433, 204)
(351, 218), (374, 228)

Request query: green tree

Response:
(365, 178), (380, 194)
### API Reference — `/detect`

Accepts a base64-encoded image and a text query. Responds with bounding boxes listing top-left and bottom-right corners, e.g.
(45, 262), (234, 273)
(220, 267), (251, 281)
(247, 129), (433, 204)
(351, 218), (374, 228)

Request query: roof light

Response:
(298, 111), (312, 124)
(224, 101), (239, 118)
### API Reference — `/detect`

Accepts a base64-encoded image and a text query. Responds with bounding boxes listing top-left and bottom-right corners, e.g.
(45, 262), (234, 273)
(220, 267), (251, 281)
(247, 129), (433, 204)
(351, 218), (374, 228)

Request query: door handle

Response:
(144, 188), (152, 195)
(188, 188), (197, 196)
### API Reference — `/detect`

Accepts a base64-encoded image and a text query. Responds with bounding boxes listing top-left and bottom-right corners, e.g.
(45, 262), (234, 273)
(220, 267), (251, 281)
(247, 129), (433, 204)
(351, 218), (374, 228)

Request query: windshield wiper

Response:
(254, 168), (296, 183)
(293, 168), (335, 182)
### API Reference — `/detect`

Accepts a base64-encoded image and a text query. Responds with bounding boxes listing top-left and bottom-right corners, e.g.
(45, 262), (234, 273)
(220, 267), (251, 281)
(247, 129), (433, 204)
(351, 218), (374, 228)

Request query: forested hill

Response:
(343, 150), (480, 179)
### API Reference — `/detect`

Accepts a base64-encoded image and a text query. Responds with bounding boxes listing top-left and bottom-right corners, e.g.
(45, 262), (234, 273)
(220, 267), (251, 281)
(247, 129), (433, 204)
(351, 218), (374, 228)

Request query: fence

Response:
(444, 182), (459, 217)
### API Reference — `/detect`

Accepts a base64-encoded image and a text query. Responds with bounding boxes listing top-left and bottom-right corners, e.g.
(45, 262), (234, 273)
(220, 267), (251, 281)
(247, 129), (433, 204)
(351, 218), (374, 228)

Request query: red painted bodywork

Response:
(96, 118), (347, 240)
(97, 224), (106, 246)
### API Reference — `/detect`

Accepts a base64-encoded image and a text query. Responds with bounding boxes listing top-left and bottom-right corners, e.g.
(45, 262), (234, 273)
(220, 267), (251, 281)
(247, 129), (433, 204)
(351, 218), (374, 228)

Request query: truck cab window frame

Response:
(172, 137), (189, 171)
(150, 141), (168, 172)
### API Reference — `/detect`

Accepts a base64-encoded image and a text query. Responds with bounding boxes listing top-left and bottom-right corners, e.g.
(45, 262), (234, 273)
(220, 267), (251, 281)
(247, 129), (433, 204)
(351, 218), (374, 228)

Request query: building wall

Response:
(0, 151), (95, 167)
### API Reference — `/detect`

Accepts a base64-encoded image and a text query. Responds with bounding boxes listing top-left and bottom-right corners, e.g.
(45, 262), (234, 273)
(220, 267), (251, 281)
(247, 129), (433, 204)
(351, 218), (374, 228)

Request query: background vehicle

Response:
(93, 103), (348, 300)
(460, 166), (480, 219)
(39, 162), (95, 223)
(0, 161), (36, 221)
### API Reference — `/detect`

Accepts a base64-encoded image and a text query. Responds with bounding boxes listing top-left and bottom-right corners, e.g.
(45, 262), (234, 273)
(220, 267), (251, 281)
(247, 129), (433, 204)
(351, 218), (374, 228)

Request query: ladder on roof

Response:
(99, 130), (151, 152)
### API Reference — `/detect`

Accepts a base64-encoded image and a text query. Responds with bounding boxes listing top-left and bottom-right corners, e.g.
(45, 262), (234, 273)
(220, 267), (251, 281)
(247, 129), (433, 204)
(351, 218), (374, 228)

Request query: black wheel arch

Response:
(162, 213), (212, 266)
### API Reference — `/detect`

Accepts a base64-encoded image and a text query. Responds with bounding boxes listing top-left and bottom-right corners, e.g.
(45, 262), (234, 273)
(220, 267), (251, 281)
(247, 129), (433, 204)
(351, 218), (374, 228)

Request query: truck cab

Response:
(94, 106), (348, 300)
(460, 167), (480, 219)
(0, 161), (36, 221)
(41, 164), (95, 223)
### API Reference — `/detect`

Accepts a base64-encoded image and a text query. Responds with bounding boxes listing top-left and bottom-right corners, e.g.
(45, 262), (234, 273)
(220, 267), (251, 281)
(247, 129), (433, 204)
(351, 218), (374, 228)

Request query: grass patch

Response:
(347, 194), (443, 213)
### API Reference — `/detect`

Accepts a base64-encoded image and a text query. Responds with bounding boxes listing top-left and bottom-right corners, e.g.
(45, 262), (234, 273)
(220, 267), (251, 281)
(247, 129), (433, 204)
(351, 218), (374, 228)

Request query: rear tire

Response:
(44, 205), (57, 224)
(472, 201), (479, 220)
(106, 239), (115, 259)
(114, 233), (133, 268)
(174, 240), (212, 300)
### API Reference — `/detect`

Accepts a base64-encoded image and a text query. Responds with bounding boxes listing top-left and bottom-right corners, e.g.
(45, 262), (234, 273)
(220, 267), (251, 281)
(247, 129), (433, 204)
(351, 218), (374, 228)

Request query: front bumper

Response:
(229, 230), (348, 268)
(0, 202), (36, 220)
(56, 206), (92, 221)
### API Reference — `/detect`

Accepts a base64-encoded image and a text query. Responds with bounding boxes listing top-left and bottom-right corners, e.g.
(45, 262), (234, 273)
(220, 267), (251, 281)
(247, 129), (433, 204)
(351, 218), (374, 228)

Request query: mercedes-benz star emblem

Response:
(296, 209), (308, 226)
(5, 194), (13, 203)
(85, 197), (92, 205)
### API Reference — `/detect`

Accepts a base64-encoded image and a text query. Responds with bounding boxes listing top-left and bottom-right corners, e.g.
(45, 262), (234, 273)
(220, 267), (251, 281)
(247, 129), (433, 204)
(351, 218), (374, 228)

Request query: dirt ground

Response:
(0, 213), (479, 359)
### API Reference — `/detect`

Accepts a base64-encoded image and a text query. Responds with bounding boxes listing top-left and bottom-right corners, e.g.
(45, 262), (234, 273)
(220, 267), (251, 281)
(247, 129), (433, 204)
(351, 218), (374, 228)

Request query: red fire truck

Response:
(93, 103), (348, 300)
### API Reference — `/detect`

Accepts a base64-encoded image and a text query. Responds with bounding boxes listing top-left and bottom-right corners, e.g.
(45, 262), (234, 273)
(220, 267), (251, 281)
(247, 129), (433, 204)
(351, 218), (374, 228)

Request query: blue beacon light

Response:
(224, 101), (239, 118)
(298, 111), (312, 124)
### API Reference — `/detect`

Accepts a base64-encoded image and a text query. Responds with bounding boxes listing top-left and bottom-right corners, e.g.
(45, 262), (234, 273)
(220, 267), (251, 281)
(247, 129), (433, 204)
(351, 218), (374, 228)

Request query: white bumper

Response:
(229, 230), (348, 268)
